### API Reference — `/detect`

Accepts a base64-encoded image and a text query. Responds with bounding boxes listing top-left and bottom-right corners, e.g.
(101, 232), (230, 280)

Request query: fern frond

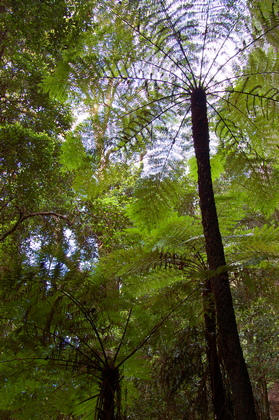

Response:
(225, 224), (279, 271)
(126, 175), (179, 230)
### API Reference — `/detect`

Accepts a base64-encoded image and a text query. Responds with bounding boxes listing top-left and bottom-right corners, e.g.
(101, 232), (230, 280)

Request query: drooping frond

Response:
(249, 0), (279, 48)
(41, 0), (279, 179)
(227, 224), (279, 266)
(126, 175), (180, 230)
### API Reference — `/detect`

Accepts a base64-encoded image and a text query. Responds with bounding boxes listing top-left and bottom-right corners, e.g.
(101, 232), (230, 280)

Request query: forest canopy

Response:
(0, 0), (279, 419)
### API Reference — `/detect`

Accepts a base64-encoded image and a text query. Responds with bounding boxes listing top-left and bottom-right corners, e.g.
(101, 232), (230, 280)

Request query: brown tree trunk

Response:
(0, 5), (7, 62)
(97, 364), (121, 420)
(190, 87), (257, 420)
(203, 278), (233, 419)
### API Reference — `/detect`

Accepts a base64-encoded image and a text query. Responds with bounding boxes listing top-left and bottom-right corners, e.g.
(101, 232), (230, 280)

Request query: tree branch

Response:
(0, 211), (73, 242)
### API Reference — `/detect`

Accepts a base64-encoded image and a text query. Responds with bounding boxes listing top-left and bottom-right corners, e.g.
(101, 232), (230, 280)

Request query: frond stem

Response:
(113, 308), (133, 364)
(116, 288), (199, 369)
(111, 8), (195, 89)
(59, 290), (107, 365)
(160, 104), (191, 178)
(158, 0), (197, 88)
(207, 20), (279, 87)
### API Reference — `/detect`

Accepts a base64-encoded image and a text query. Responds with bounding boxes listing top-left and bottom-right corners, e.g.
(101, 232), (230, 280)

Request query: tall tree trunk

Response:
(203, 278), (233, 419)
(190, 87), (257, 420)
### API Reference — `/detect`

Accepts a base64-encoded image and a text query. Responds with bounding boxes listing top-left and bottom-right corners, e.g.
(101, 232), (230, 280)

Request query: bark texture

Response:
(190, 87), (257, 420)
(203, 278), (233, 419)
(97, 364), (121, 420)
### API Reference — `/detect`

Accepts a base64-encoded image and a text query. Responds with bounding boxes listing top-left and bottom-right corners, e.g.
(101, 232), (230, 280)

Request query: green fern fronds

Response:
(126, 175), (179, 230)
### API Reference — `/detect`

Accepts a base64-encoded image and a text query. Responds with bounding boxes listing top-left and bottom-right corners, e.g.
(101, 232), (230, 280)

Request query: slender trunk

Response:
(0, 5), (7, 62)
(97, 365), (121, 420)
(203, 278), (233, 419)
(190, 87), (257, 420)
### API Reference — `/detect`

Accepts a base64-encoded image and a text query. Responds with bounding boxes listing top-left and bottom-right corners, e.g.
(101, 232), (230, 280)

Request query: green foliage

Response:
(1, 0), (279, 419)
(249, 0), (279, 48)
(126, 175), (180, 231)
(61, 133), (91, 171)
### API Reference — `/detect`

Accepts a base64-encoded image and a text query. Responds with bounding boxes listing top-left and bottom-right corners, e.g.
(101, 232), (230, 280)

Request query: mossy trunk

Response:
(190, 87), (257, 420)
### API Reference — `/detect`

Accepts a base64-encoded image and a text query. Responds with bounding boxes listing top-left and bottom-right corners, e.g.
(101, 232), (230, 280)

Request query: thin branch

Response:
(111, 8), (194, 89)
(158, 0), (197, 88)
(207, 99), (244, 146)
(202, 12), (244, 88)
(0, 197), (15, 212)
(98, 74), (183, 89)
(209, 91), (260, 133)
(140, 58), (188, 88)
(207, 70), (279, 91)
(120, 92), (186, 119)
(77, 393), (100, 406)
(0, 211), (24, 242)
(116, 288), (199, 368)
(113, 308), (133, 364)
(0, 356), (89, 367)
(18, 318), (99, 369)
(60, 290), (108, 366)
(0, 211), (73, 242)
(112, 96), (187, 152)
(199, 0), (211, 85)
(207, 100), (265, 172)
(160, 104), (191, 178)
(207, 20), (279, 87)
(226, 89), (279, 104)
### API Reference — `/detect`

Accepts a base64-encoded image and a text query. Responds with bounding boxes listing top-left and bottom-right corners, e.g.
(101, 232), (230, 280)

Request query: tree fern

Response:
(67, 1), (279, 417)
(0, 239), (201, 419)
(2, 0), (279, 418)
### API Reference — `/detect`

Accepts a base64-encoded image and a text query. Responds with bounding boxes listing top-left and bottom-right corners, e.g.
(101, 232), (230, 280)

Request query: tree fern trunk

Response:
(97, 365), (121, 420)
(203, 278), (233, 419)
(190, 87), (257, 420)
